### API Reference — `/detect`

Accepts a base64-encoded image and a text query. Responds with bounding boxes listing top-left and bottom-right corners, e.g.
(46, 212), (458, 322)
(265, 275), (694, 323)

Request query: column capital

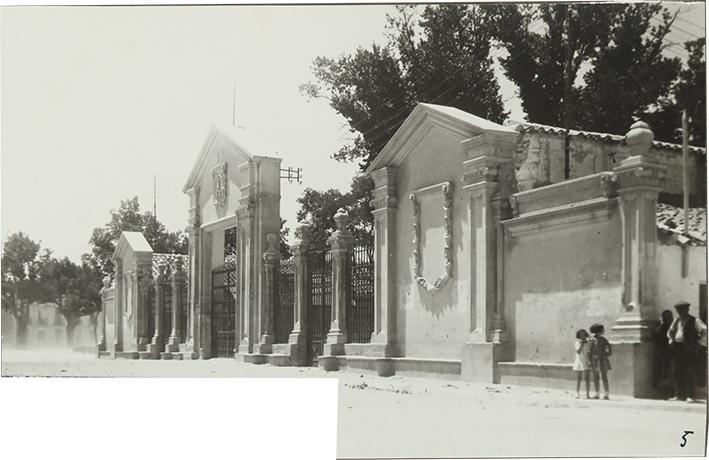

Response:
(370, 166), (398, 212)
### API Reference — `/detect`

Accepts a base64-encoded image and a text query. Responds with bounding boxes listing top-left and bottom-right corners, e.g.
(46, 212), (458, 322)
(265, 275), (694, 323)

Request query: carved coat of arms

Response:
(212, 162), (228, 211)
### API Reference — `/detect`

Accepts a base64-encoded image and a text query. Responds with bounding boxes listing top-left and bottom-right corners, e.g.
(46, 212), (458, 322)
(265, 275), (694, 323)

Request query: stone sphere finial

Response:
(174, 256), (184, 273)
(625, 120), (654, 154)
(294, 222), (311, 242)
(102, 275), (112, 289)
(334, 207), (350, 231)
(266, 233), (279, 252)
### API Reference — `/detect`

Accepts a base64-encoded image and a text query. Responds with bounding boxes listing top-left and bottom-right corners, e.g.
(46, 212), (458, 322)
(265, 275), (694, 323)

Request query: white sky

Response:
(1, 2), (705, 262)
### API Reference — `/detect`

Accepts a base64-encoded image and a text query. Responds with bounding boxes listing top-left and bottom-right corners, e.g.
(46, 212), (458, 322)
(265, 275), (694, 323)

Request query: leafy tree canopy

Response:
(295, 174), (374, 249)
(1, 232), (42, 316)
(86, 196), (188, 276)
(302, 3), (507, 172)
(36, 254), (102, 320)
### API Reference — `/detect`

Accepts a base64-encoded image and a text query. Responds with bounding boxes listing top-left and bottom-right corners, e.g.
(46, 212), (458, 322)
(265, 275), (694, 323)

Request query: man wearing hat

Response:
(667, 301), (708, 402)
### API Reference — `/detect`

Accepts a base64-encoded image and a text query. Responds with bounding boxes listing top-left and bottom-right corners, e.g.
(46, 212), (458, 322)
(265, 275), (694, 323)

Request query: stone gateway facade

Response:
(97, 107), (706, 399)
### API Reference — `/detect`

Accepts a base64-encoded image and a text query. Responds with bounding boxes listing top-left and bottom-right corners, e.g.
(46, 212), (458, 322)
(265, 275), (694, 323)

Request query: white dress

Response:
(572, 340), (591, 371)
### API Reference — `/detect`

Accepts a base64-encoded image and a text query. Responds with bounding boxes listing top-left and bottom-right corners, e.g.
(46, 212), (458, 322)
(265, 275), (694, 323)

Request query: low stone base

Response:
(461, 342), (509, 383)
(318, 356), (340, 371)
(609, 341), (658, 398)
(159, 352), (173, 360)
(336, 356), (460, 378)
(496, 362), (575, 390)
(171, 353), (184, 360)
(344, 343), (397, 357)
(165, 342), (180, 353)
(98, 351), (111, 359)
(115, 351), (139, 360)
(268, 354), (292, 366)
(235, 353), (269, 364)
(139, 351), (158, 360)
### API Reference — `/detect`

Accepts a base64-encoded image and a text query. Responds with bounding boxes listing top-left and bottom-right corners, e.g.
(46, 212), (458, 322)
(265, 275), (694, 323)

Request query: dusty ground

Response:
(3, 350), (707, 458)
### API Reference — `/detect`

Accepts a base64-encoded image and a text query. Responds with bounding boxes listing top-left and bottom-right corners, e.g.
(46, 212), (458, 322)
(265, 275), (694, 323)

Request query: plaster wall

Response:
(503, 211), (623, 364)
(655, 243), (707, 317)
(395, 125), (470, 359)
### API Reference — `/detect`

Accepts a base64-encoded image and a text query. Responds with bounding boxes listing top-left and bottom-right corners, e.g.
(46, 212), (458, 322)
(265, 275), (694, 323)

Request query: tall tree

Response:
(86, 197), (188, 276)
(302, 3), (506, 172)
(36, 254), (102, 346)
(493, 3), (681, 136)
(576, 4), (681, 136)
(672, 38), (705, 146)
(1, 232), (42, 347)
(295, 174), (374, 249)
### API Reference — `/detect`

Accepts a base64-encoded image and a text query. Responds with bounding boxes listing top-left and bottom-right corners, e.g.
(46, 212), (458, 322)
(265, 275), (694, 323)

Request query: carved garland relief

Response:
(409, 181), (454, 293)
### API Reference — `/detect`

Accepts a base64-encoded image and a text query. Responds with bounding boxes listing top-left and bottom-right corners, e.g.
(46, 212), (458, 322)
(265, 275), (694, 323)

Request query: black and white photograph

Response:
(0, 1), (707, 459)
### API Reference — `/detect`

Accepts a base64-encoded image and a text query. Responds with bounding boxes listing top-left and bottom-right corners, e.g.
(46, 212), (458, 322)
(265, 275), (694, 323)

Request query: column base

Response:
(611, 316), (654, 342)
(256, 334), (273, 354)
(461, 341), (510, 383)
(323, 332), (346, 356)
(287, 331), (307, 366)
(608, 341), (659, 398)
(180, 342), (199, 360)
(318, 355), (340, 371)
(166, 335), (181, 352)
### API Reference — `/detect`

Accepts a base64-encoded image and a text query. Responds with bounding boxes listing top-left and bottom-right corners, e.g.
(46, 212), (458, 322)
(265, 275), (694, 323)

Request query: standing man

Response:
(667, 301), (708, 403)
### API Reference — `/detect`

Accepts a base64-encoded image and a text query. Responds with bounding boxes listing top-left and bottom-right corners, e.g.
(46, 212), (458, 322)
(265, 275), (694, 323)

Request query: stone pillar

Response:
(136, 264), (153, 351)
(97, 275), (111, 353)
(236, 203), (255, 356)
(609, 121), (666, 398)
(322, 209), (353, 361)
(184, 186), (200, 359)
(459, 130), (517, 383)
(287, 224), (311, 366)
(611, 121), (666, 342)
(167, 257), (186, 353)
(368, 167), (398, 357)
(147, 263), (167, 357)
(112, 259), (123, 355)
(257, 234), (279, 355)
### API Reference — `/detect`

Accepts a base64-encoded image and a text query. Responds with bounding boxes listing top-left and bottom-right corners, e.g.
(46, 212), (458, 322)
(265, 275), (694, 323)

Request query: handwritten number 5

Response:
(681, 431), (694, 447)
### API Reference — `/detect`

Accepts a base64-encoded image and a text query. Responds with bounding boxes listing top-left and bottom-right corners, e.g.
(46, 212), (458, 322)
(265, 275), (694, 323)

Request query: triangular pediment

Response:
(366, 103), (516, 172)
(182, 125), (255, 193)
(113, 232), (153, 261)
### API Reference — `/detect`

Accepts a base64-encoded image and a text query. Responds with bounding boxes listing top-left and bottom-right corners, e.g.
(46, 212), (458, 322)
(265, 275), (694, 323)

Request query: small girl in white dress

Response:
(573, 329), (592, 399)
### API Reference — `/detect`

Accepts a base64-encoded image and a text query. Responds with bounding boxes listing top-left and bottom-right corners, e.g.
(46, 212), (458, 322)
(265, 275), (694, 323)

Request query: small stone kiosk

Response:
(363, 103), (706, 397)
(182, 125), (281, 361)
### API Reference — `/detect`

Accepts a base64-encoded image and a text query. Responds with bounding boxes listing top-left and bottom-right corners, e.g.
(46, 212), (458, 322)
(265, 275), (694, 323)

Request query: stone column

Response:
(97, 275), (111, 353)
(184, 186), (200, 359)
(113, 259), (123, 355)
(236, 203), (255, 356)
(369, 167), (398, 357)
(287, 224), (311, 366)
(167, 257), (186, 353)
(136, 265), (153, 351)
(460, 130), (517, 383)
(611, 121), (666, 342)
(323, 209), (353, 359)
(257, 234), (279, 355)
(147, 263), (167, 358)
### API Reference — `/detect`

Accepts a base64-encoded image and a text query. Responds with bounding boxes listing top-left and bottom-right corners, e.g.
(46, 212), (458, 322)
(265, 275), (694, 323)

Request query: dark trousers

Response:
(672, 343), (697, 400)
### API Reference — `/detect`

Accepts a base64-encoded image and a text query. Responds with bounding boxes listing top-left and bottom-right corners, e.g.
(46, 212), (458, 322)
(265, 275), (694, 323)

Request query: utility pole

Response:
(280, 167), (303, 184)
(681, 110), (689, 277)
(153, 174), (157, 221)
(563, 5), (573, 181)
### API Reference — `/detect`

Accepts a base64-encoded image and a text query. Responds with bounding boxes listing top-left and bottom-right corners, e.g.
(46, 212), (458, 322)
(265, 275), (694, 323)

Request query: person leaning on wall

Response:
(667, 301), (708, 403)
(653, 310), (674, 399)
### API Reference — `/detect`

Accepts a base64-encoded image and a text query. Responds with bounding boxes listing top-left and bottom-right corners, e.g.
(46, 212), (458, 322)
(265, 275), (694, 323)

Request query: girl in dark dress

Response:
(590, 323), (612, 400)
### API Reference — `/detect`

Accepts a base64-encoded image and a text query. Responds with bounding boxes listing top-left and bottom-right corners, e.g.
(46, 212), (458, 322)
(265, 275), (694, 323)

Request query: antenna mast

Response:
(153, 174), (157, 221)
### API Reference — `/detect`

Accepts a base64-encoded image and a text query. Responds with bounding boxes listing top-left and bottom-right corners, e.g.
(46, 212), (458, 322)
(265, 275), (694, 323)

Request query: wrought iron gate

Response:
(307, 249), (332, 366)
(274, 259), (294, 344)
(211, 227), (238, 358)
(347, 244), (374, 343)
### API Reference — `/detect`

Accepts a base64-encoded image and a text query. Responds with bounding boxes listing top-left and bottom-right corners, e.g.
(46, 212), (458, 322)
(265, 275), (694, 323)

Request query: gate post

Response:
(97, 275), (111, 354)
(287, 224), (311, 366)
(258, 234), (279, 354)
(146, 263), (167, 358)
(166, 257), (186, 356)
(321, 209), (353, 366)
(112, 258), (123, 356)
